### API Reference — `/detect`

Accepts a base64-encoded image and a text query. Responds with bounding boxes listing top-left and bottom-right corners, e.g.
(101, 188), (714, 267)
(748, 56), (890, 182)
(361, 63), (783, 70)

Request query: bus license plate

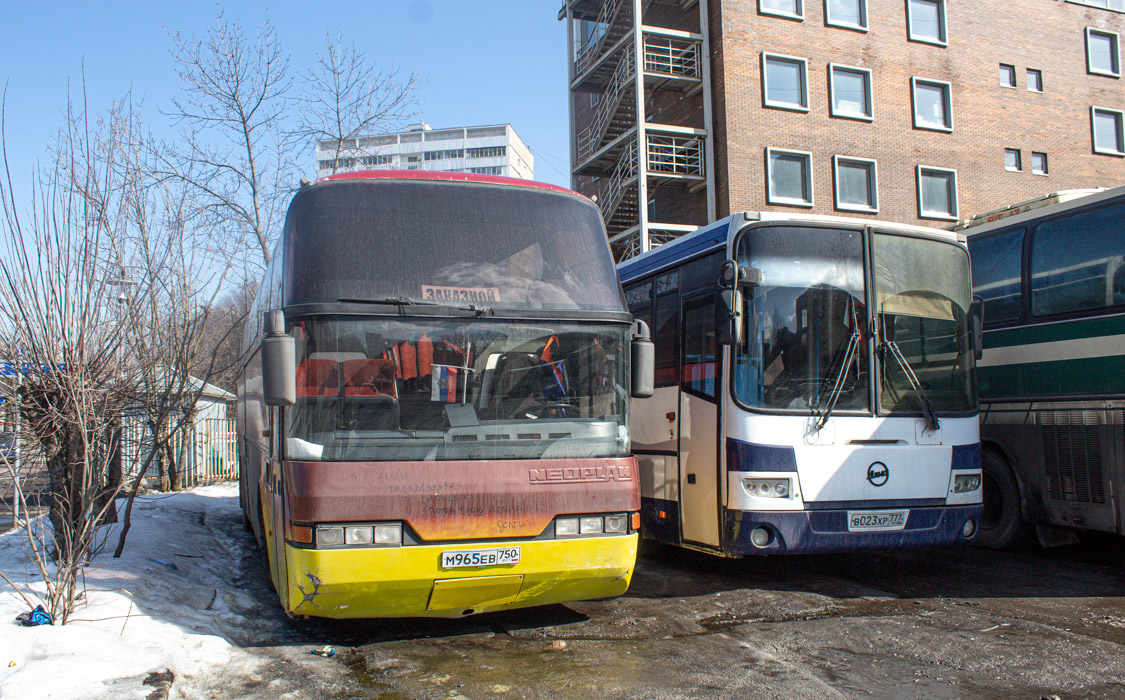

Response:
(847, 510), (908, 532)
(440, 546), (521, 569)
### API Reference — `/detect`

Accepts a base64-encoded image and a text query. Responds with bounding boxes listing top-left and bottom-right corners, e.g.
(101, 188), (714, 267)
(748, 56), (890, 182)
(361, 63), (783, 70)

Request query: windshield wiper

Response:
(338, 297), (492, 317)
(879, 321), (940, 433)
(811, 299), (861, 431)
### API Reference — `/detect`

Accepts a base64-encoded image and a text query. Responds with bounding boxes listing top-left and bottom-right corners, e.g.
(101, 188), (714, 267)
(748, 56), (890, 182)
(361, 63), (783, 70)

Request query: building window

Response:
(829, 64), (873, 120)
(470, 166), (504, 175)
(1068, 0), (1125, 12)
(467, 146), (507, 158)
(760, 0), (803, 20)
(1027, 69), (1043, 92)
(762, 53), (809, 111)
(766, 148), (814, 207)
(1086, 28), (1121, 77)
(907, 0), (947, 45)
(916, 166), (958, 220)
(424, 149), (465, 161)
(1091, 106), (1125, 155)
(911, 78), (953, 131)
(999, 64), (1016, 88)
(833, 156), (878, 212)
(826, 0), (867, 29)
(1031, 152), (1049, 175)
(1004, 148), (1022, 171)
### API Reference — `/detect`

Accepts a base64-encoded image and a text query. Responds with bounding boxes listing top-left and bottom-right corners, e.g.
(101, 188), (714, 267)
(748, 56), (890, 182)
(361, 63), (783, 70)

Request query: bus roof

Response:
(952, 188), (1109, 231)
(959, 185), (1125, 238)
(316, 169), (577, 197)
(617, 211), (961, 282)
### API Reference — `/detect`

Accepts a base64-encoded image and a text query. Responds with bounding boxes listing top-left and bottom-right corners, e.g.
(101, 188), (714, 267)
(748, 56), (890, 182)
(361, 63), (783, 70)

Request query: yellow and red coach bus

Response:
(237, 171), (652, 618)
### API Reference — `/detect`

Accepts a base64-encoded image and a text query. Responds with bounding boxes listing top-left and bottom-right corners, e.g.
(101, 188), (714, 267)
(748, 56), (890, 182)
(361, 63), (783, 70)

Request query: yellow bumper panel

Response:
(284, 534), (637, 619)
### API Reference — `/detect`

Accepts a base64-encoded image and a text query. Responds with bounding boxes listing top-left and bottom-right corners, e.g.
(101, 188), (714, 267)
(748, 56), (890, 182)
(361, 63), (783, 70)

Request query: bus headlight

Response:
(953, 474), (982, 493)
(556, 518), (580, 536)
(604, 514), (629, 533)
(374, 523), (403, 545)
(580, 516), (604, 534)
(743, 478), (791, 498)
(345, 525), (374, 545)
(316, 526), (344, 547)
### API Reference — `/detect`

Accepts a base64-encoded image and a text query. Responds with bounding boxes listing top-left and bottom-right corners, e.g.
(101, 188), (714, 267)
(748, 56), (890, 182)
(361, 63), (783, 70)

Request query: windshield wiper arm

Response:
(882, 336), (941, 433)
(338, 297), (492, 316)
(812, 329), (860, 431)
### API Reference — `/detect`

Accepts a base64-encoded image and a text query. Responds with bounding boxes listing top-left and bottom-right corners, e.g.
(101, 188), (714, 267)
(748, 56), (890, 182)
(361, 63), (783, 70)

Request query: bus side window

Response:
(654, 271), (680, 388)
(682, 293), (718, 399)
(1030, 200), (1125, 316)
(968, 228), (1023, 325)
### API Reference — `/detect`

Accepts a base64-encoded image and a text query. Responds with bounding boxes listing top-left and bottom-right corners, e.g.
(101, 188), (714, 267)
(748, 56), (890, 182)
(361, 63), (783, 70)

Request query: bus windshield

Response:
(873, 232), (977, 415)
(284, 316), (629, 461)
(283, 179), (624, 312)
(733, 225), (869, 412)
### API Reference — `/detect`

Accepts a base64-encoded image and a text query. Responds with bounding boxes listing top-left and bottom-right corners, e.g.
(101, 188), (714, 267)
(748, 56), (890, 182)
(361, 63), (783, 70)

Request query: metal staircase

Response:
(563, 0), (714, 262)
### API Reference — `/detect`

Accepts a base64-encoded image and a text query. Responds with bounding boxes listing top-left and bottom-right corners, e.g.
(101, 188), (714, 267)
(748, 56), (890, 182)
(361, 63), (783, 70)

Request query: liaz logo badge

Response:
(867, 461), (889, 487)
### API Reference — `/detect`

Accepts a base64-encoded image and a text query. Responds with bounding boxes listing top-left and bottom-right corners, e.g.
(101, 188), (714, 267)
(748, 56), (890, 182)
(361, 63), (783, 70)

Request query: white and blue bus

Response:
(619, 212), (983, 555)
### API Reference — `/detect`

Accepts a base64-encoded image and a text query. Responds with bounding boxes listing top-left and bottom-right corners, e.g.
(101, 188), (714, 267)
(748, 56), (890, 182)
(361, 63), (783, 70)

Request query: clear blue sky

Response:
(0, 1), (573, 191)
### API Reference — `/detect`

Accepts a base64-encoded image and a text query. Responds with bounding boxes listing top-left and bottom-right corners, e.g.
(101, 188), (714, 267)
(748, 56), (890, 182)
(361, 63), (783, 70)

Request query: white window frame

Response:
(761, 53), (810, 112)
(1067, 0), (1125, 14)
(1027, 69), (1043, 93)
(999, 64), (1017, 88)
(759, 0), (804, 20)
(916, 165), (959, 221)
(832, 156), (878, 213)
(1031, 152), (1049, 176)
(911, 77), (954, 132)
(825, 0), (868, 30)
(828, 63), (874, 120)
(1091, 106), (1125, 155)
(766, 148), (815, 208)
(907, 0), (947, 46)
(1004, 148), (1022, 172)
(1086, 28), (1122, 77)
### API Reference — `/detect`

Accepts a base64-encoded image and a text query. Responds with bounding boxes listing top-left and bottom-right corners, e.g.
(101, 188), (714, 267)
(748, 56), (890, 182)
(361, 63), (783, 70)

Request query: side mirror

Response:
(716, 288), (744, 346)
(719, 258), (764, 289)
(970, 296), (985, 361)
(261, 310), (296, 406)
(630, 319), (654, 399)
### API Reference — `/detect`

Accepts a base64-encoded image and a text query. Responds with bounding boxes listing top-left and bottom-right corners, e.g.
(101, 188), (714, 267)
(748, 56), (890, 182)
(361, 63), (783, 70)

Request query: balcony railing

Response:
(643, 34), (700, 78)
(646, 134), (704, 176)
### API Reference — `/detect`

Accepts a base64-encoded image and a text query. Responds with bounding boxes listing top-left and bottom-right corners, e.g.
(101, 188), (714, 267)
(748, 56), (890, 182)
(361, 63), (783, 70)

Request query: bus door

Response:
(266, 406), (289, 604)
(678, 291), (721, 547)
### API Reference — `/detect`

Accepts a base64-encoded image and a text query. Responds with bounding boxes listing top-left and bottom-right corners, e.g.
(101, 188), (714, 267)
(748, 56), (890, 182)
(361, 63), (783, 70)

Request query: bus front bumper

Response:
(723, 505), (983, 556)
(283, 534), (637, 619)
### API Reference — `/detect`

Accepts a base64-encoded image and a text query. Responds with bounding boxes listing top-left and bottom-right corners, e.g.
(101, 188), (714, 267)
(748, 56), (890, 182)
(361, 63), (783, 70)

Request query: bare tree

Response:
(161, 10), (292, 270)
(291, 32), (420, 174)
(0, 87), (239, 622)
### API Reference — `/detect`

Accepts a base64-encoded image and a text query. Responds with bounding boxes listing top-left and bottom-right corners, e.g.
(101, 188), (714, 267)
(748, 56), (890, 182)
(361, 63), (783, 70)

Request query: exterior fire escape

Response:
(563, 0), (715, 262)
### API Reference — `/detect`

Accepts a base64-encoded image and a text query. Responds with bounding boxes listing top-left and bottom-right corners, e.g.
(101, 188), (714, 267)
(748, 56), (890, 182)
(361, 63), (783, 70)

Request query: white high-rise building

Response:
(315, 122), (534, 180)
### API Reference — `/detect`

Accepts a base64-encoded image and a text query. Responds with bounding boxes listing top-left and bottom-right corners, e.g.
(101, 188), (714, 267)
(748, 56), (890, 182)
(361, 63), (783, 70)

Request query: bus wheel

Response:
(978, 449), (1031, 549)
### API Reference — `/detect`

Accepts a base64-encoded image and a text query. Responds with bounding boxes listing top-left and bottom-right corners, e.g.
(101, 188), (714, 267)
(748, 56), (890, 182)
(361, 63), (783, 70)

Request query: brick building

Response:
(561, 0), (1125, 261)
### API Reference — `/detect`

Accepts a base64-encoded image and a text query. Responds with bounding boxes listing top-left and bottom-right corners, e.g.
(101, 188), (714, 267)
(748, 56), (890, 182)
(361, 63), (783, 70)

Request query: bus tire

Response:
(978, 449), (1031, 549)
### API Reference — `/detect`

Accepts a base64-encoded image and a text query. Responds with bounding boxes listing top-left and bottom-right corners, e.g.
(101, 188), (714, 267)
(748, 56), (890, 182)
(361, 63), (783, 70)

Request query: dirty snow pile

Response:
(0, 484), (264, 698)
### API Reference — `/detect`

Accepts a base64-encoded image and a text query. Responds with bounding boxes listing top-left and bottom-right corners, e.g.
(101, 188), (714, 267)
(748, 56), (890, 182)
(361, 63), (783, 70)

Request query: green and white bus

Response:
(962, 186), (1125, 547)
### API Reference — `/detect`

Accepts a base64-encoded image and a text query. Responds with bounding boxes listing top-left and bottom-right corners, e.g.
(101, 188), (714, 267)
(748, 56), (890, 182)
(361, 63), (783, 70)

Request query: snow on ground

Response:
(0, 484), (269, 699)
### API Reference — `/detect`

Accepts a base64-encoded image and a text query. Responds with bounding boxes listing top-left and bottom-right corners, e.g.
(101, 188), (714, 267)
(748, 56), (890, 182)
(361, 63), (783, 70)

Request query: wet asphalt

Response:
(196, 522), (1125, 699)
